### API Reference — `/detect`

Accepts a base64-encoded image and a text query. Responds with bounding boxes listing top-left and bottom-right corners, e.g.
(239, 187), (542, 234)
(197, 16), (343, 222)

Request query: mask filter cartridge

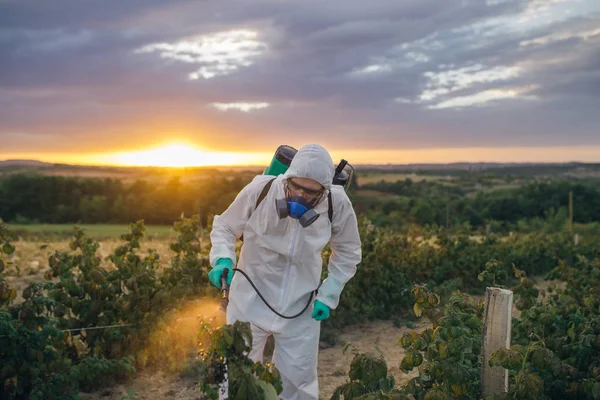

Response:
(276, 196), (320, 227)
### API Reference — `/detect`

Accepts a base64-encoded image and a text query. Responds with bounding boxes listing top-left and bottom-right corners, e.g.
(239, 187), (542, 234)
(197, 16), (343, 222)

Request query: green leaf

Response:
(514, 371), (543, 398)
(348, 353), (387, 384)
(530, 348), (561, 375)
(2, 243), (15, 255)
(414, 303), (422, 318)
(379, 376), (395, 392)
(593, 382), (600, 399)
(568, 324), (576, 341)
(229, 368), (262, 399)
(424, 388), (449, 400)
(256, 380), (279, 400)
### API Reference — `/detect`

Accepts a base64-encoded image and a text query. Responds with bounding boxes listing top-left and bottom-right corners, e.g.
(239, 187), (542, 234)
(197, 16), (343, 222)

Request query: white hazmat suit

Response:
(209, 144), (362, 399)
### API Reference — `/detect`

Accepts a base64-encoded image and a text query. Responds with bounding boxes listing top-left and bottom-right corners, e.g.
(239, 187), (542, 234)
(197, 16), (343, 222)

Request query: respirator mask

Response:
(276, 178), (325, 227)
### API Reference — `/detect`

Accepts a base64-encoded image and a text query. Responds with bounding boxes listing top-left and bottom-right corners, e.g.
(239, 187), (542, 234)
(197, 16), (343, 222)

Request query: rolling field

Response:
(357, 172), (453, 185)
(6, 223), (177, 239)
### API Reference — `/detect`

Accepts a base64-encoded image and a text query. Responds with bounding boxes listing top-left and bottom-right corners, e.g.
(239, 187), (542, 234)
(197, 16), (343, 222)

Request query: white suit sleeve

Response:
(316, 192), (362, 310)
(209, 176), (273, 268)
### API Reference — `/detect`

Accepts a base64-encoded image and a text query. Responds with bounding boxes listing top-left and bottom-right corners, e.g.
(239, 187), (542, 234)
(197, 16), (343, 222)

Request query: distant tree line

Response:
(355, 179), (600, 232)
(0, 173), (249, 226)
(1, 173), (599, 234)
(360, 163), (600, 177)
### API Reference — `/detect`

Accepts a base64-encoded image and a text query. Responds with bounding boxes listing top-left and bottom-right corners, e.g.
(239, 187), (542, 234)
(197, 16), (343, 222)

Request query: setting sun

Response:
(101, 143), (271, 167)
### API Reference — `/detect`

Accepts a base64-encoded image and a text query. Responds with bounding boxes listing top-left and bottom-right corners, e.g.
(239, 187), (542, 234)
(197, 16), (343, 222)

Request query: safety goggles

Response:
(285, 178), (325, 202)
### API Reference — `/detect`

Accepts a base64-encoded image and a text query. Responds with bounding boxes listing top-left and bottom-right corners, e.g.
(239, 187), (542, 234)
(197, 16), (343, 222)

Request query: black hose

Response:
(231, 268), (320, 319)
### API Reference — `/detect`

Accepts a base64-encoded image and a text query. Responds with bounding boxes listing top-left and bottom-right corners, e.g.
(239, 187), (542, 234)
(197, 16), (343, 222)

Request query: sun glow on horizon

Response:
(102, 143), (270, 167)
(2, 145), (600, 167)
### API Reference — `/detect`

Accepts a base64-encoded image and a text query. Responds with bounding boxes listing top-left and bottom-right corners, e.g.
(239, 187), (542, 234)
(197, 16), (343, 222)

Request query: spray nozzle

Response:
(219, 268), (230, 312)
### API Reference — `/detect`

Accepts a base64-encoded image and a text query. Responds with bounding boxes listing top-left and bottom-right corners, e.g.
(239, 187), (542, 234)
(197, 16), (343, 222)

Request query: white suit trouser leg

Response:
(247, 323), (270, 363)
(272, 317), (320, 400)
(228, 304), (321, 400)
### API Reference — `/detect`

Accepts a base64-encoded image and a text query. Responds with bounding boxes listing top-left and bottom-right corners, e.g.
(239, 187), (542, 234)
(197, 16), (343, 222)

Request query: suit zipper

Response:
(280, 222), (300, 306)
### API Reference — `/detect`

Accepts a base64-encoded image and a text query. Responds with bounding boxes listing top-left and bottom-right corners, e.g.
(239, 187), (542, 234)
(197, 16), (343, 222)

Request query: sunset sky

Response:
(1, 0), (599, 166)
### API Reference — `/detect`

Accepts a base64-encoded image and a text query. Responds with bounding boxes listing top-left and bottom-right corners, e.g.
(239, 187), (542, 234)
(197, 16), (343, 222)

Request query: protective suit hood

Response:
(282, 144), (334, 190)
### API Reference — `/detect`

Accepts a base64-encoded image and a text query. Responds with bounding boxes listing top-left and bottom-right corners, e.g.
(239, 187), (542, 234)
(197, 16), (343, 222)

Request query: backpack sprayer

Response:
(263, 145), (355, 190)
(218, 145), (354, 318)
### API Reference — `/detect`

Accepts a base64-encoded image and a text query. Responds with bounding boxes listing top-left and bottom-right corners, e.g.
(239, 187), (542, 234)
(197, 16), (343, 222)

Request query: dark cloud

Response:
(1, 0), (599, 156)
(0, 0), (200, 31)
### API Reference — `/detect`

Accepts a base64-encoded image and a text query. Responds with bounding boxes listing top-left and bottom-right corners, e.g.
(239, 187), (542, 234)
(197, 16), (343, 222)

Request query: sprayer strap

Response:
(327, 192), (333, 223)
(256, 178), (277, 209)
(240, 178), (276, 243)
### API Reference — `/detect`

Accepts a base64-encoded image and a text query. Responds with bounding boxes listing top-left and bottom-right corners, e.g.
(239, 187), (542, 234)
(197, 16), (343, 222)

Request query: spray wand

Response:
(219, 268), (230, 313)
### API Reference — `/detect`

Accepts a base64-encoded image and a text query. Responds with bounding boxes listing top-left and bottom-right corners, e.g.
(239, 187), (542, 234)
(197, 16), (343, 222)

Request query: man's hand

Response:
(208, 258), (233, 288)
(311, 300), (330, 321)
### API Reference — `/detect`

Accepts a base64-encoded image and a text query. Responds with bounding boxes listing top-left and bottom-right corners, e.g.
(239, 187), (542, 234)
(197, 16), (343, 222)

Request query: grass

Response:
(355, 189), (400, 199)
(358, 173), (454, 185)
(6, 223), (177, 240)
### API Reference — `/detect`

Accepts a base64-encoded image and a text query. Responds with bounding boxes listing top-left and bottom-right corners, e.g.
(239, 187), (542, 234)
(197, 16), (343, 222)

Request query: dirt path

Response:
(79, 319), (429, 400)
(79, 372), (206, 400)
(318, 320), (428, 398)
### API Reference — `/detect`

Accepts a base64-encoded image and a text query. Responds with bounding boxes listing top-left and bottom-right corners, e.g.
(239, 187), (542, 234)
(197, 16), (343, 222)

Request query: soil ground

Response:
(78, 320), (428, 400)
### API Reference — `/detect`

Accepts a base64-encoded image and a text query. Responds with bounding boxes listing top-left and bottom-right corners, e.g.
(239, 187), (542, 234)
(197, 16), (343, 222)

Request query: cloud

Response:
(350, 64), (393, 76)
(428, 86), (538, 109)
(354, 0), (600, 111)
(520, 27), (600, 47)
(134, 29), (267, 79)
(410, 63), (532, 108)
(424, 65), (521, 90)
(211, 102), (270, 112)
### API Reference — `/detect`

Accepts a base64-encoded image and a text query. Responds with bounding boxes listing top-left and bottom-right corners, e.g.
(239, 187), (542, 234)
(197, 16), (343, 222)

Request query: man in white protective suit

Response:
(208, 143), (362, 399)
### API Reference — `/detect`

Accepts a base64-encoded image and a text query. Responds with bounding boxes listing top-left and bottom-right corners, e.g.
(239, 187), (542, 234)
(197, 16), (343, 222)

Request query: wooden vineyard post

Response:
(481, 287), (513, 397)
(569, 191), (573, 233)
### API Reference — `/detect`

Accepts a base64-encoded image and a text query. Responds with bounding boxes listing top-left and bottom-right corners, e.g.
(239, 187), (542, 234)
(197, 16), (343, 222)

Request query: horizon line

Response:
(3, 145), (600, 167)
(2, 158), (600, 169)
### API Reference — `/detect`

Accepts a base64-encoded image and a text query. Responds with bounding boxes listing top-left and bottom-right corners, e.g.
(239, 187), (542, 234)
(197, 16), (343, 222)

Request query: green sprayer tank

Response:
(264, 144), (354, 191)
(264, 145), (298, 176)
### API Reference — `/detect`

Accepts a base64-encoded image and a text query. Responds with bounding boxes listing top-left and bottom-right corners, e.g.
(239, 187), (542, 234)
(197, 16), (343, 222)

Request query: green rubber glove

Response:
(208, 258), (233, 288)
(312, 300), (330, 321)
